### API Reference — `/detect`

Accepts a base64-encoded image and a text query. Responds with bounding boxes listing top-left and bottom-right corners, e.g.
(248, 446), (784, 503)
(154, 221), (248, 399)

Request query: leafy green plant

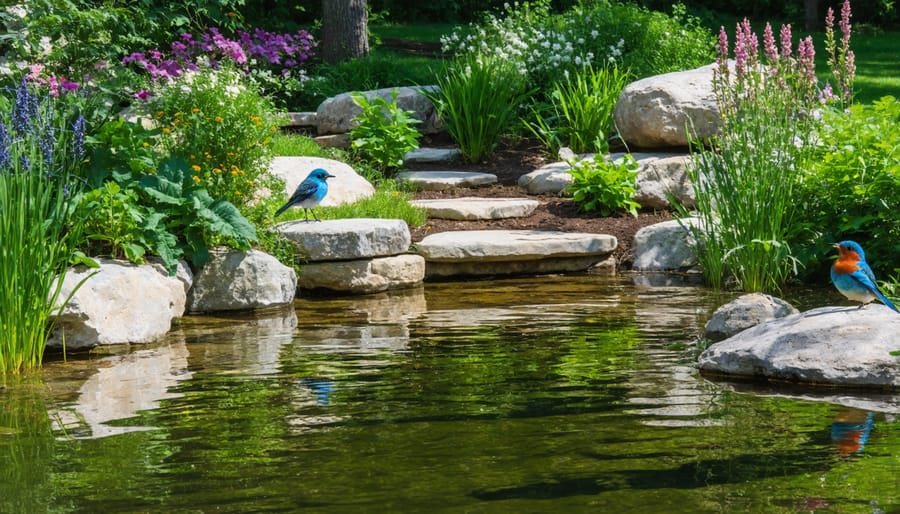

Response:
(0, 80), (88, 374)
(75, 181), (146, 262)
(565, 154), (640, 217)
(425, 54), (531, 163)
(525, 65), (629, 154)
(349, 89), (421, 172)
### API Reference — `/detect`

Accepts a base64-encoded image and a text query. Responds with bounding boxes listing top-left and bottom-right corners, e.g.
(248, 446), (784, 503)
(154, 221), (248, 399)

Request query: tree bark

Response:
(321, 0), (369, 63)
(805, 0), (820, 31)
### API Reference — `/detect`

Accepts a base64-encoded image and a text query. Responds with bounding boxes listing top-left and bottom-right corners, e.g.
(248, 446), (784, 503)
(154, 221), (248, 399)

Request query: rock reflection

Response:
(49, 341), (192, 439)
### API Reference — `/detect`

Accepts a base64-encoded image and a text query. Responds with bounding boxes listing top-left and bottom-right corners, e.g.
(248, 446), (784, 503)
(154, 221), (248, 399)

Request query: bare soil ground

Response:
(406, 135), (673, 268)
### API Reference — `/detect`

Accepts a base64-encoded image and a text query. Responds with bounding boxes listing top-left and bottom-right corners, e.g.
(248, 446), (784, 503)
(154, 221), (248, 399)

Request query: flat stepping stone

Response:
(410, 197), (539, 220)
(404, 147), (461, 164)
(277, 218), (410, 262)
(396, 171), (497, 191)
(415, 230), (617, 278)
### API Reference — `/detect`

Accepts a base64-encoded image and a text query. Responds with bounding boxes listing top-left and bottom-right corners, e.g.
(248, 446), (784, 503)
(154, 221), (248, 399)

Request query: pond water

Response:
(1, 274), (898, 513)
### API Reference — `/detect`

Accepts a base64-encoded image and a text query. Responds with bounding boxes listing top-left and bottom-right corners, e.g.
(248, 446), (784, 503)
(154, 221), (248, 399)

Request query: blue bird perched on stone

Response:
(274, 168), (335, 221)
(830, 240), (899, 312)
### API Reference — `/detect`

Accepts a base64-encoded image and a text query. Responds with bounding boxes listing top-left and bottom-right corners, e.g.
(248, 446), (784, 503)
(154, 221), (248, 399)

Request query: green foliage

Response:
(524, 65), (629, 154)
(794, 97), (900, 279)
(565, 154), (640, 217)
(349, 89), (421, 172)
(425, 54), (531, 163)
(74, 155), (258, 274)
(141, 66), (282, 208)
(441, 1), (714, 92)
(0, 83), (87, 374)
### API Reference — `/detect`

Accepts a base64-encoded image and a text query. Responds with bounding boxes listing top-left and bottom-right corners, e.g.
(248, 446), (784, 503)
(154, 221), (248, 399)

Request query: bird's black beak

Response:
(326, 174), (335, 179)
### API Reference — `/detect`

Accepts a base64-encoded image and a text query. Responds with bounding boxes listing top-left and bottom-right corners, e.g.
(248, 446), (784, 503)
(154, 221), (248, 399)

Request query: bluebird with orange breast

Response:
(830, 240), (898, 312)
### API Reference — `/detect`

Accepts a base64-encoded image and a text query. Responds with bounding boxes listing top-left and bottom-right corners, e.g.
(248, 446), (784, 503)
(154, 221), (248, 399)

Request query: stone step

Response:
(410, 197), (540, 221)
(415, 230), (617, 278)
(396, 171), (497, 191)
(404, 147), (461, 164)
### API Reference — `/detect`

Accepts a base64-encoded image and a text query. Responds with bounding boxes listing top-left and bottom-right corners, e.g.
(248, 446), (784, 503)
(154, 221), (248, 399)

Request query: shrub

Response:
(565, 154), (640, 217)
(794, 96), (900, 279)
(0, 79), (88, 373)
(441, 1), (714, 92)
(349, 89), (421, 172)
(139, 66), (283, 207)
(524, 64), (629, 154)
(425, 54), (531, 163)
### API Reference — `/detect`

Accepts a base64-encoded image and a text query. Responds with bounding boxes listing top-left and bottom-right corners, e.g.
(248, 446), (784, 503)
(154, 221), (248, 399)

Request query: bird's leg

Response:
(303, 208), (311, 222)
(312, 209), (321, 222)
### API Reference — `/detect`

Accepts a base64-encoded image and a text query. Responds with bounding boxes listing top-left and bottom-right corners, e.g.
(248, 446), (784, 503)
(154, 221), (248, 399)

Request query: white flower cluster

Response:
(440, 3), (626, 86)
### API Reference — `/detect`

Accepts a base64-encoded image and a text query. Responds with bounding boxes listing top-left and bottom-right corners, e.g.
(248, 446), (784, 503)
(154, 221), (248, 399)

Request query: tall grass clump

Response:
(524, 64), (630, 154)
(681, 18), (830, 292)
(0, 79), (86, 374)
(425, 54), (531, 163)
(689, 4), (852, 291)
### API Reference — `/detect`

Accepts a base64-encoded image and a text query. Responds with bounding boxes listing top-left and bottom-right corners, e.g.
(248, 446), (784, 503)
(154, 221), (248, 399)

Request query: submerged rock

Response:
(704, 293), (799, 341)
(698, 305), (900, 388)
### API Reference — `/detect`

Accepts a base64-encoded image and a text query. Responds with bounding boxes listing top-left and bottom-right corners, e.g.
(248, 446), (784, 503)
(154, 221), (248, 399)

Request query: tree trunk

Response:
(805, 0), (820, 31)
(321, 0), (369, 63)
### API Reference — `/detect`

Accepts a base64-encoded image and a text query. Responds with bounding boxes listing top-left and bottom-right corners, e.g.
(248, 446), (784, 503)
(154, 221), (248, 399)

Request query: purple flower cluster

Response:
(124, 26), (317, 97)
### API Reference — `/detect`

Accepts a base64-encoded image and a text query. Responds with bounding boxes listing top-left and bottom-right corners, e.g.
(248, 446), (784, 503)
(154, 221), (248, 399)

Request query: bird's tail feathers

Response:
(274, 202), (293, 217)
(877, 291), (900, 313)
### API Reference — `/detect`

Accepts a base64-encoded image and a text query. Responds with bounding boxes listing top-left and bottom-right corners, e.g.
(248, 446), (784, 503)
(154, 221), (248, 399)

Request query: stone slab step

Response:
(404, 147), (461, 164)
(414, 230), (617, 278)
(396, 171), (497, 191)
(410, 197), (540, 220)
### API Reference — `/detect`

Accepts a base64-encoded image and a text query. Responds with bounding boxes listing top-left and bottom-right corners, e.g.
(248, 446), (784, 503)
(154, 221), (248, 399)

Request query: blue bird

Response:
(830, 240), (899, 312)
(274, 168), (334, 221)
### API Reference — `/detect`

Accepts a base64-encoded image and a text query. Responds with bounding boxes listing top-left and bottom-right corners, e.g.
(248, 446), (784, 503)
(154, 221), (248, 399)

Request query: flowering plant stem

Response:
(0, 81), (87, 374)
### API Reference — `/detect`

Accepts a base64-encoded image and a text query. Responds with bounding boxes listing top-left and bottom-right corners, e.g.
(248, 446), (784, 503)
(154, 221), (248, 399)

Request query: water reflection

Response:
(831, 408), (875, 455)
(48, 341), (192, 438)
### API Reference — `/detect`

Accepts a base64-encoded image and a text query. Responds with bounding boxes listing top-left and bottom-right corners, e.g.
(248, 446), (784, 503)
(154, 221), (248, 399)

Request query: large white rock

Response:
(518, 161), (573, 195)
(698, 305), (900, 388)
(632, 154), (695, 209)
(188, 249), (297, 313)
(631, 218), (698, 271)
(396, 171), (497, 191)
(614, 63), (721, 149)
(299, 254), (426, 294)
(278, 218), (411, 262)
(416, 230), (617, 277)
(411, 197), (539, 220)
(316, 85), (442, 135)
(269, 156), (374, 207)
(48, 260), (187, 349)
(704, 293), (799, 342)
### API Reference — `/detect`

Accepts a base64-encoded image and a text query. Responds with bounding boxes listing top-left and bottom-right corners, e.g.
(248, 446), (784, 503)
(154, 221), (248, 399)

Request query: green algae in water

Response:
(0, 275), (898, 513)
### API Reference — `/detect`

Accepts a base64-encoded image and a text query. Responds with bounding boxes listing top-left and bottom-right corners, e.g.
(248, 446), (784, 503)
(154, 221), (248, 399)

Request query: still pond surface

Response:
(1, 274), (899, 513)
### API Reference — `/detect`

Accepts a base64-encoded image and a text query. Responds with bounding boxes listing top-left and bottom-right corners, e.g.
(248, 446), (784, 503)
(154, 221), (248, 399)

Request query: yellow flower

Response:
(215, 116), (224, 123)
(142, 142), (150, 147)
(162, 127), (171, 134)
(192, 175), (201, 183)
(213, 168), (223, 174)
(192, 107), (200, 113)
(190, 154), (196, 160)
(156, 111), (165, 118)
(191, 164), (201, 172)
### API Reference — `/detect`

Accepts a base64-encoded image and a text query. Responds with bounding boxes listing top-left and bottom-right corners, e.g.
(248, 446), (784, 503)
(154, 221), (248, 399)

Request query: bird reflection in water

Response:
(830, 408), (874, 455)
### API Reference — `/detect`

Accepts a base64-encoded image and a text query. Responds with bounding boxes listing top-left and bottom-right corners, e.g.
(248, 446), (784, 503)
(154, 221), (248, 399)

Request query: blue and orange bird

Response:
(830, 240), (899, 312)
(274, 168), (334, 221)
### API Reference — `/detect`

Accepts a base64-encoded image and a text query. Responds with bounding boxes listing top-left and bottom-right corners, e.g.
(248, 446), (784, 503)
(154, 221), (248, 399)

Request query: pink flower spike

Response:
(780, 24), (792, 59)
(840, 0), (852, 47)
(763, 23), (778, 63)
(825, 7), (835, 32)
